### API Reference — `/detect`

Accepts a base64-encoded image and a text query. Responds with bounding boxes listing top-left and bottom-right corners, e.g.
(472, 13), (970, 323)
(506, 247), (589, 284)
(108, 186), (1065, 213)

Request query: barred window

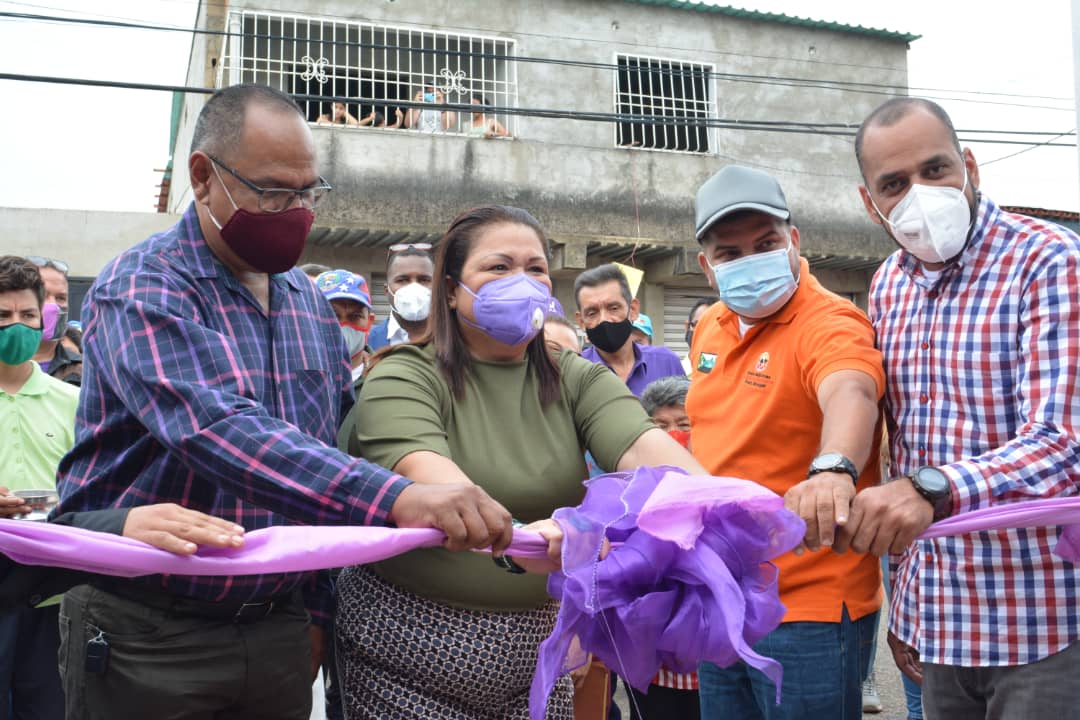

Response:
(221, 11), (516, 136)
(615, 55), (714, 153)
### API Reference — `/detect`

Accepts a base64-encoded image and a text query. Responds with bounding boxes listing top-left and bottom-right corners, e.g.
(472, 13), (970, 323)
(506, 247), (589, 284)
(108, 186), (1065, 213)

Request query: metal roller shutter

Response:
(662, 284), (715, 356)
(368, 272), (392, 327)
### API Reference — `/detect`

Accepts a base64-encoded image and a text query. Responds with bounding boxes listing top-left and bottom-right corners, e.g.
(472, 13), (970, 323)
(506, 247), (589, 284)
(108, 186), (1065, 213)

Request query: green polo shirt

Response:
(0, 363), (79, 491)
(352, 344), (654, 611)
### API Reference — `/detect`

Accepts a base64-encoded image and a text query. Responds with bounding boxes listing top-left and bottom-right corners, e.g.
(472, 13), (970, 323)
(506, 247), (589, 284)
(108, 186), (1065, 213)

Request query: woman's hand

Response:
(509, 519), (563, 574)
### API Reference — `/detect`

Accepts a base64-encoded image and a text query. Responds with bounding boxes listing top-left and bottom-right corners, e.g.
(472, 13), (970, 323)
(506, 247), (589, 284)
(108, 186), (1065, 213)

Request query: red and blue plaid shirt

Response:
(56, 203), (409, 617)
(870, 194), (1080, 666)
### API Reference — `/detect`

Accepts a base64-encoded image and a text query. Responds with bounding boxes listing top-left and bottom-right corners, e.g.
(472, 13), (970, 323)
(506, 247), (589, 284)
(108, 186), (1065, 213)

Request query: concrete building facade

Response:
(12, 2), (919, 346)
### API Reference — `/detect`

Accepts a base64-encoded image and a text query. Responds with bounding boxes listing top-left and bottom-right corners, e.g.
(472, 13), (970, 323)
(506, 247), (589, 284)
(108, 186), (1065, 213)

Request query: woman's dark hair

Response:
(415, 205), (561, 405)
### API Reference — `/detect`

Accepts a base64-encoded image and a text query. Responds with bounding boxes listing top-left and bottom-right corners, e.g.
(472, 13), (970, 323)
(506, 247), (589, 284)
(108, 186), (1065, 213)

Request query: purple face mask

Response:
(459, 274), (552, 346)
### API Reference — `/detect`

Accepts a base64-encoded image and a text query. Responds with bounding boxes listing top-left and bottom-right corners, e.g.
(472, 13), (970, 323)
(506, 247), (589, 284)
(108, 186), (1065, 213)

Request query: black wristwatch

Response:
(909, 466), (952, 522)
(807, 452), (859, 486)
(493, 554), (527, 574)
(493, 518), (528, 574)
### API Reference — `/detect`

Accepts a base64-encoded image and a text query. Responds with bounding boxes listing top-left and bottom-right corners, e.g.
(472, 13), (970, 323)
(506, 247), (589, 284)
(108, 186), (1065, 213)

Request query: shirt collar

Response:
(176, 202), (304, 293)
(387, 313), (406, 341)
(2, 362), (50, 397)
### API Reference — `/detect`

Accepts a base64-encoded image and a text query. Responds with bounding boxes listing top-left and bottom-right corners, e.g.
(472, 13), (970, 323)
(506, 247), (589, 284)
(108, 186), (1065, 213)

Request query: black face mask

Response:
(586, 319), (634, 353)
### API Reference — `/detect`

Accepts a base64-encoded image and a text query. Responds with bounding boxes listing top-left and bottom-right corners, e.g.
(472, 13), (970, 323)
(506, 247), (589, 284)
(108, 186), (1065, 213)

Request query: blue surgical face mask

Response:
(707, 244), (799, 320)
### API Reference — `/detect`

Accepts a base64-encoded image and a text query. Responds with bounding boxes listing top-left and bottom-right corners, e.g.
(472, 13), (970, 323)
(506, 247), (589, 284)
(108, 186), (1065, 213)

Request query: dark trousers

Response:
(59, 585), (313, 720)
(922, 640), (1080, 720)
(628, 684), (701, 720)
(0, 604), (64, 720)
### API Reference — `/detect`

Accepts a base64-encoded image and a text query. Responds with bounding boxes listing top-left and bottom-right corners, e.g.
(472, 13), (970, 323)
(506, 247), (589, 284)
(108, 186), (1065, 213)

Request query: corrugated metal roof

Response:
(1000, 206), (1080, 221)
(619, 1), (920, 43)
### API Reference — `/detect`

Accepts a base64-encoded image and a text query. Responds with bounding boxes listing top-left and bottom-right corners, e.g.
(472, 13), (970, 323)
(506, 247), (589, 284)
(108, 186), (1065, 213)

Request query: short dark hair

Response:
(0, 256), (45, 307)
(386, 246), (435, 275)
(299, 263), (331, 277)
(688, 297), (713, 322)
(191, 84), (304, 161)
(855, 97), (961, 179)
(574, 264), (633, 309)
(641, 376), (691, 417)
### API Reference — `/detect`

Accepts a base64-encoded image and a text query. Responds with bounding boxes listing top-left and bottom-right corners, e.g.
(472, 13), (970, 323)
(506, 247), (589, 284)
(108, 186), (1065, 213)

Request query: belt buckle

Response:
(233, 600), (274, 624)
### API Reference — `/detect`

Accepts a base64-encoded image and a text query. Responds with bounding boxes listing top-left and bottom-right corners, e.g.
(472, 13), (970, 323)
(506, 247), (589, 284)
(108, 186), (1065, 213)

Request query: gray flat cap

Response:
(695, 165), (790, 240)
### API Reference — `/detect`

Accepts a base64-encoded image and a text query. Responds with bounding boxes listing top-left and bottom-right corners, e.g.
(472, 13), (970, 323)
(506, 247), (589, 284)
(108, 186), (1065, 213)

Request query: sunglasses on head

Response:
(388, 243), (433, 255)
(26, 256), (70, 275)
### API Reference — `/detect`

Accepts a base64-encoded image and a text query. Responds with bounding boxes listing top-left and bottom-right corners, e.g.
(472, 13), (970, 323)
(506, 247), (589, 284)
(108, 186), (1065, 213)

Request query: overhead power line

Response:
(0, 9), (1075, 113)
(1, 71), (1075, 151)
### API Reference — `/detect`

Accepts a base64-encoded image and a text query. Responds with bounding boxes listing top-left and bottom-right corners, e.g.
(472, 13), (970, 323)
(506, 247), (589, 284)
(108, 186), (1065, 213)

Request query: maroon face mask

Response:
(212, 205), (314, 274)
(207, 162), (316, 274)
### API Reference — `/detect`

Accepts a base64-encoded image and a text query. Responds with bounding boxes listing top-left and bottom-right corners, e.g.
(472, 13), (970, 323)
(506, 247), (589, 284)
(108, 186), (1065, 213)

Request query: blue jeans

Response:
(698, 606), (877, 720)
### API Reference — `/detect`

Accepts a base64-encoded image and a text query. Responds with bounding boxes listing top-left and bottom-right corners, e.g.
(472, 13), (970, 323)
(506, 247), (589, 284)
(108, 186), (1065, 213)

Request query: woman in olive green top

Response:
(336, 205), (705, 720)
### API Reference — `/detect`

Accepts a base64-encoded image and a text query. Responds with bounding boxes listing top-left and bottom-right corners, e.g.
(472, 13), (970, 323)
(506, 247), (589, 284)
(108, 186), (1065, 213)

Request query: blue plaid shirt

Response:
(56, 203), (410, 619)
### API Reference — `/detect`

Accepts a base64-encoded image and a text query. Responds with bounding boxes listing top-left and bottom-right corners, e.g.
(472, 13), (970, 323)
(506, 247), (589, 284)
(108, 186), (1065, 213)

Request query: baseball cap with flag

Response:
(315, 269), (372, 310)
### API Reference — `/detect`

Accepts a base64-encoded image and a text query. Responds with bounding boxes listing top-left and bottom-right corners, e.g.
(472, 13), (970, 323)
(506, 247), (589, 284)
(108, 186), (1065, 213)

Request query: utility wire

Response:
(16, 0), (1075, 100)
(981, 129), (1078, 166)
(0, 9), (1074, 113)
(1, 71), (1075, 149)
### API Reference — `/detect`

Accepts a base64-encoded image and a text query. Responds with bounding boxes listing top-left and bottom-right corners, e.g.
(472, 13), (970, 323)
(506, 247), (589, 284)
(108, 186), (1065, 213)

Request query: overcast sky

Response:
(0, 0), (1075, 213)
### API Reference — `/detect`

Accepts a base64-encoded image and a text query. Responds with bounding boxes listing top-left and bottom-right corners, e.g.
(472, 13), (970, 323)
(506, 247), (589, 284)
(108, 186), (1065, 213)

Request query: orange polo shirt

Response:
(686, 259), (884, 623)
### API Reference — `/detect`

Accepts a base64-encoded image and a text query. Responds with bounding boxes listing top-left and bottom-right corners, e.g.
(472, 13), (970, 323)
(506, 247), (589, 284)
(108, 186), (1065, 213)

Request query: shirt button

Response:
(920, 342), (930, 350)
(917, 447), (927, 458)
(919, 394), (929, 403)
(928, 290), (939, 299)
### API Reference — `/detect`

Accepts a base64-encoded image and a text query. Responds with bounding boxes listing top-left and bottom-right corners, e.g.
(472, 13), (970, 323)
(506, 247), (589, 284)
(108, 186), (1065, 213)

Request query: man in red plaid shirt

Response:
(836, 97), (1080, 719)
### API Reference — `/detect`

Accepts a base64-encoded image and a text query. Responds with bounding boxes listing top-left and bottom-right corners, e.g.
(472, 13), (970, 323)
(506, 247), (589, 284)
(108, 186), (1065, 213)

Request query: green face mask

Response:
(0, 323), (43, 365)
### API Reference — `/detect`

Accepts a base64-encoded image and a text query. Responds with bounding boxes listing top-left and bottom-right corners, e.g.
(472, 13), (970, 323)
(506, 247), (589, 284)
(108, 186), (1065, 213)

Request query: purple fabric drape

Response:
(0, 520), (551, 577)
(528, 467), (805, 718)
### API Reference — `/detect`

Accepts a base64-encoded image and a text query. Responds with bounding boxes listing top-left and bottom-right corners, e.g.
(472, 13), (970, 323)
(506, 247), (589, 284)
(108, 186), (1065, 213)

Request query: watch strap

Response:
(807, 454), (859, 486)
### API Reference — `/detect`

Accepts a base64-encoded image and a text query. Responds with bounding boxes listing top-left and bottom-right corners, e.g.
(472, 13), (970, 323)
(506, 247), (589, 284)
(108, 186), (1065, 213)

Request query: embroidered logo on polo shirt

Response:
(744, 351), (774, 389)
(697, 353), (717, 373)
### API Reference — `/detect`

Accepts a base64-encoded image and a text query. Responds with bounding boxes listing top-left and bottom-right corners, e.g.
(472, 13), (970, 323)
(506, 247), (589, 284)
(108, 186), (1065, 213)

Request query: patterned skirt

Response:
(335, 565), (573, 720)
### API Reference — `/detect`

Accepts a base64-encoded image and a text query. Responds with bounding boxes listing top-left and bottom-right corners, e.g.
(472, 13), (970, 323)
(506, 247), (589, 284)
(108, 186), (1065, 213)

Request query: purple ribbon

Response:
(0, 520), (551, 577)
(3, 481), (1078, 720)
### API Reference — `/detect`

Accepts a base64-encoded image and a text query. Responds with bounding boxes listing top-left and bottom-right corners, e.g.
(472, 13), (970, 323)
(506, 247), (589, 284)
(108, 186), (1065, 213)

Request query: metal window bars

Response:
(220, 10), (516, 137)
(614, 54), (715, 154)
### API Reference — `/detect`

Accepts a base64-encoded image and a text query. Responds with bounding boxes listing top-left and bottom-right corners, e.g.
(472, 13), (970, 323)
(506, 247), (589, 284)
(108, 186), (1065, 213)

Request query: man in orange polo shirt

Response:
(686, 165), (884, 720)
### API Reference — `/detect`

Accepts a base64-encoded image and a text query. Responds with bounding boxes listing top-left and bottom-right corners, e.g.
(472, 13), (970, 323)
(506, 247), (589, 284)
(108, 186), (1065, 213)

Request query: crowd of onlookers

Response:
(316, 86), (511, 138)
(1, 81), (1077, 720)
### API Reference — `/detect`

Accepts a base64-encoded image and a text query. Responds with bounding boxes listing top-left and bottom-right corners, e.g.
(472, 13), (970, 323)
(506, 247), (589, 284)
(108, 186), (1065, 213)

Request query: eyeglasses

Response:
(388, 243), (433, 254)
(26, 256), (70, 275)
(208, 155), (332, 213)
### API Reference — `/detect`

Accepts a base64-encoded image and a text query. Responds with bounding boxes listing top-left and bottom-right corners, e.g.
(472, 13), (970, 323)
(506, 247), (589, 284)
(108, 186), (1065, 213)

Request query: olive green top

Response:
(351, 343), (654, 611)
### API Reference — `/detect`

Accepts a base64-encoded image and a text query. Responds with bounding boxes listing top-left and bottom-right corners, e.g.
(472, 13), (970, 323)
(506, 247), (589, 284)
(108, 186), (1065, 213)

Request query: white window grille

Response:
(221, 11), (517, 137)
(614, 55), (715, 154)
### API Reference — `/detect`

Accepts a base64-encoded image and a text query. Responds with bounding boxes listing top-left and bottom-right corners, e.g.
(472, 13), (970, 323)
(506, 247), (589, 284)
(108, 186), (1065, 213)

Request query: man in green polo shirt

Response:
(0, 255), (79, 720)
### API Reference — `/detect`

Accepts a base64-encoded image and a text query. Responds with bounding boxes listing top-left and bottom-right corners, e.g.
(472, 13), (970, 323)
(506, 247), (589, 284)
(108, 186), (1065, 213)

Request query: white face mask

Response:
(873, 169), (973, 264)
(390, 282), (432, 322)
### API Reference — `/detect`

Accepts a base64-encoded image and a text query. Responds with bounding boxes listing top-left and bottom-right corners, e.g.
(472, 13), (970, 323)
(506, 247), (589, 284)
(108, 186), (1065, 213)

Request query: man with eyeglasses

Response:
(26, 256), (81, 386)
(53, 83), (513, 720)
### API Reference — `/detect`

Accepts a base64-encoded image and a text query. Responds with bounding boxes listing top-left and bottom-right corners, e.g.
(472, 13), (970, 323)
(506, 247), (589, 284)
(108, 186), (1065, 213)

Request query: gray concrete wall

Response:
(1, 208), (179, 276)
(169, 0), (910, 261)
